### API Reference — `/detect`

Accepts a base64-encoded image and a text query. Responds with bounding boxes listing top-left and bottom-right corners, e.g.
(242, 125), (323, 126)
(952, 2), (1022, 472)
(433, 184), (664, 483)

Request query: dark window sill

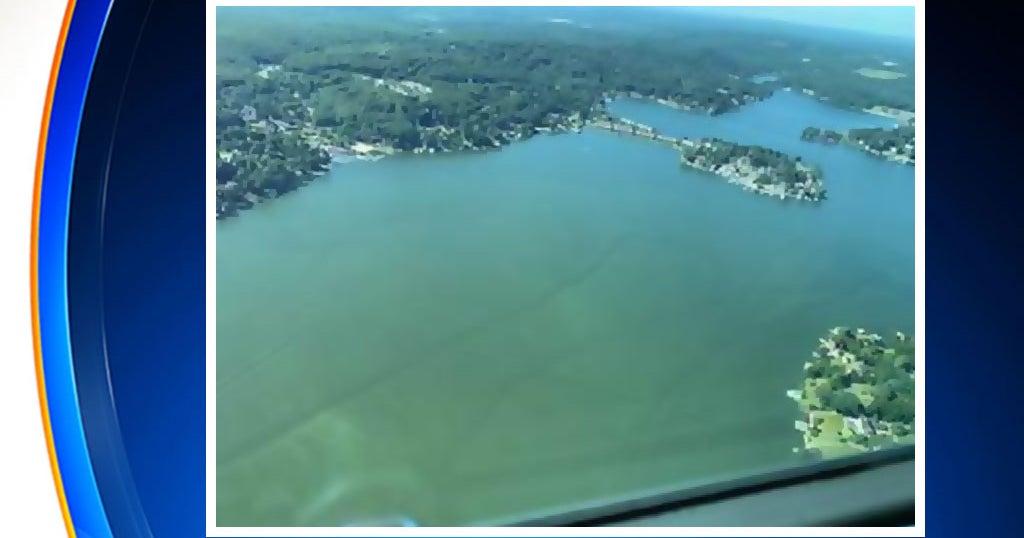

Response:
(505, 445), (915, 527)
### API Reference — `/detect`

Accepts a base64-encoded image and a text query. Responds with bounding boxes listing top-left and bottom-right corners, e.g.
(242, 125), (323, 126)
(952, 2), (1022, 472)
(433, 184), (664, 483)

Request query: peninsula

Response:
(680, 139), (826, 201)
(788, 327), (915, 459)
(567, 113), (827, 202)
(801, 122), (915, 166)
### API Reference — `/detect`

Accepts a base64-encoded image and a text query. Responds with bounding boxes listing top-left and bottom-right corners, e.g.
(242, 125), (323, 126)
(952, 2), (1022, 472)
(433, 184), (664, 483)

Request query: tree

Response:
(801, 126), (821, 141)
(829, 391), (863, 416)
(216, 159), (238, 184)
(391, 121), (423, 150)
(815, 383), (834, 402)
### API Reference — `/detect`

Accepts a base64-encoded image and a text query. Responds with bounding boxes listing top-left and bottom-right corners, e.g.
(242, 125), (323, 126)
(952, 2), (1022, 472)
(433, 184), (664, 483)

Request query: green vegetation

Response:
(216, 119), (331, 218)
(800, 126), (843, 144)
(848, 123), (916, 163)
(680, 139), (826, 201)
(215, 7), (914, 217)
(791, 327), (915, 458)
(801, 122), (915, 166)
(776, 53), (914, 112)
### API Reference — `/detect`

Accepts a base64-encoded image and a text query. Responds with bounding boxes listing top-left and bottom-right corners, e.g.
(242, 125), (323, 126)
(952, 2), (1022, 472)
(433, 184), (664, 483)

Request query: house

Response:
(844, 416), (876, 436)
(350, 142), (382, 155)
(239, 105), (257, 122)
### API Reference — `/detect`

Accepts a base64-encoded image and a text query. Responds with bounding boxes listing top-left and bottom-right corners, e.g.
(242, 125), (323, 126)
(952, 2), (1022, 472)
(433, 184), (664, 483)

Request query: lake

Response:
(215, 91), (914, 526)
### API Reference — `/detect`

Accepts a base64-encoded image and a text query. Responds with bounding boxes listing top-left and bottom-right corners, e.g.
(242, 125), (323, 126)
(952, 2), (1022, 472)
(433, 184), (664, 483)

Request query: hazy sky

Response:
(691, 6), (916, 39)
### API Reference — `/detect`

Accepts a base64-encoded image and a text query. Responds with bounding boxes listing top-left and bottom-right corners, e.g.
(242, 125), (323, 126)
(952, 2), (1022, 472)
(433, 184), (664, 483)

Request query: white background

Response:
(0, 0), (74, 536)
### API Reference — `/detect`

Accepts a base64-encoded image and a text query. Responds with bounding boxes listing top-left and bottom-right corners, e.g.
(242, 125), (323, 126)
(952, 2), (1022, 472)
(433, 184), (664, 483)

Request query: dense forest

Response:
(215, 7), (915, 217)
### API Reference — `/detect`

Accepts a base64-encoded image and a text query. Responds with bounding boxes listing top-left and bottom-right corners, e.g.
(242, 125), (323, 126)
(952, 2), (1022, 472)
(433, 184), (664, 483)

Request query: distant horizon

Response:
(219, 5), (917, 41)
(683, 6), (915, 40)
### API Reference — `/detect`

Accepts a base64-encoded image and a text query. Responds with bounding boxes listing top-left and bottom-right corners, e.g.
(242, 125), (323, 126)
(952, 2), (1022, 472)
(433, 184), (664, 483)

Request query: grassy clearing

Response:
(850, 382), (875, 407)
(854, 68), (907, 80)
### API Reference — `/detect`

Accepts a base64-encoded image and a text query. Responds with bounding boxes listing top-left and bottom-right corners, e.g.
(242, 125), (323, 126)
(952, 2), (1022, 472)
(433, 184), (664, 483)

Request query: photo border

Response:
(206, 1), (924, 535)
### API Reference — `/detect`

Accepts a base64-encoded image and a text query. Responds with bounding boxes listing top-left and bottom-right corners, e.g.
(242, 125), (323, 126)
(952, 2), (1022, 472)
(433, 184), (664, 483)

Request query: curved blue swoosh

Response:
(37, 0), (115, 537)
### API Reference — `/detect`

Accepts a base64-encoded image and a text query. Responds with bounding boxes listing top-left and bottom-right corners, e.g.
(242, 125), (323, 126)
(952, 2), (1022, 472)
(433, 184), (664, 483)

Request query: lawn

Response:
(854, 67), (907, 80)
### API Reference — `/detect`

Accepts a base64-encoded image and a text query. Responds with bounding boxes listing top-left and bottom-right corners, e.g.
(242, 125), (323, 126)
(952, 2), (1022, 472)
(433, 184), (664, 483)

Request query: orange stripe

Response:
(32, 1), (80, 537)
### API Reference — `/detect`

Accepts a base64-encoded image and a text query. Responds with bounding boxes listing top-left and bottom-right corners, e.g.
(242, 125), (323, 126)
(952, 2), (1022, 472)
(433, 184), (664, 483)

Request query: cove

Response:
(215, 92), (914, 526)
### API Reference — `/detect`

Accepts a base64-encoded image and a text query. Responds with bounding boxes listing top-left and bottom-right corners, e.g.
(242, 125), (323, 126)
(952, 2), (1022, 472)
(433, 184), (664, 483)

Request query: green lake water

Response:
(215, 92), (914, 526)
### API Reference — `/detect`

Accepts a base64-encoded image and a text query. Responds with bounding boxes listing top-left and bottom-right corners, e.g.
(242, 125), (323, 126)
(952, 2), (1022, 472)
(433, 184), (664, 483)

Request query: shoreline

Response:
(790, 327), (915, 459)
(215, 91), (786, 220)
(679, 139), (827, 202)
(801, 128), (915, 167)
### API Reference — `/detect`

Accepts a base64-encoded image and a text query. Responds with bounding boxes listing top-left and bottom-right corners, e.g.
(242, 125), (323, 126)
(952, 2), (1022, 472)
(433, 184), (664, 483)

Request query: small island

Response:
(800, 127), (845, 144)
(801, 122), (915, 166)
(679, 139), (826, 201)
(788, 327), (915, 459)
